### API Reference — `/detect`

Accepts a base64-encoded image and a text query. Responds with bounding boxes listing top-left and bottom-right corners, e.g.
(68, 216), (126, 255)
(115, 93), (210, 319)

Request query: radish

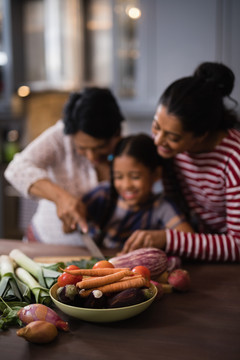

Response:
(167, 269), (191, 292)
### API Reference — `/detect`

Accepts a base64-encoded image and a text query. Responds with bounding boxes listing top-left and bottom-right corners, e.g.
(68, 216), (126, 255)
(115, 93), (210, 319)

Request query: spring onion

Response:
(15, 267), (51, 306)
(9, 249), (61, 289)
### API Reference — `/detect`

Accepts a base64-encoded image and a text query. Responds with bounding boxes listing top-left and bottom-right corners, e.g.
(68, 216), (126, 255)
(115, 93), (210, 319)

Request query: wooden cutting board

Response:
(33, 255), (91, 263)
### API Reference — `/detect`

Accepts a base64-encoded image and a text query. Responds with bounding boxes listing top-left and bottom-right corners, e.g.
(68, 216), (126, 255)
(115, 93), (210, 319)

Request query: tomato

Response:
(57, 270), (82, 287)
(92, 260), (115, 269)
(65, 265), (81, 271)
(132, 265), (151, 280)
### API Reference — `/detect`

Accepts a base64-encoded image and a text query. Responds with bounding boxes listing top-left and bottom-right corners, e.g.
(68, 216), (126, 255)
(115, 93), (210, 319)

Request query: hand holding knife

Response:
(77, 225), (105, 260)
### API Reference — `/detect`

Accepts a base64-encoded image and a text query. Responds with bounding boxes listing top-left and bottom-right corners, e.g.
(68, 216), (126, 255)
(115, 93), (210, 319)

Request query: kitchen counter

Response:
(1, 239), (240, 360)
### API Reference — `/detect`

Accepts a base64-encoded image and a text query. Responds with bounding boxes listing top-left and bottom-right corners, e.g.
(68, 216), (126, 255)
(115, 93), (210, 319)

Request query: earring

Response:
(107, 154), (114, 161)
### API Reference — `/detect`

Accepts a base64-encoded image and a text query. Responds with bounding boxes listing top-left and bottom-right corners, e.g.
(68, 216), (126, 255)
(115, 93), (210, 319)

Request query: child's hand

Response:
(119, 230), (166, 255)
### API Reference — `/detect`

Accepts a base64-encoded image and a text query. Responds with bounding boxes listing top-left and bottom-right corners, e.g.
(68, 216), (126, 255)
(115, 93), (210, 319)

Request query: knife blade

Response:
(78, 227), (105, 259)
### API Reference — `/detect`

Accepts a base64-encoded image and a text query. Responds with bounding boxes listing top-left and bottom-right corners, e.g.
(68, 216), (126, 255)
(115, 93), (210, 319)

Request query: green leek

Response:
(15, 267), (51, 306)
(0, 255), (31, 303)
(9, 249), (62, 289)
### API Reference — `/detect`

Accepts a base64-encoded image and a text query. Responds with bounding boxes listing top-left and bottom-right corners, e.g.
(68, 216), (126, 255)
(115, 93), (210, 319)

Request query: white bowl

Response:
(50, 283), (157, 323)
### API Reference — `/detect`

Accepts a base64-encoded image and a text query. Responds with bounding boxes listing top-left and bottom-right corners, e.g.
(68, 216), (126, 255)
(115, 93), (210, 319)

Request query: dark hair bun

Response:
(193, 62), (235, 96)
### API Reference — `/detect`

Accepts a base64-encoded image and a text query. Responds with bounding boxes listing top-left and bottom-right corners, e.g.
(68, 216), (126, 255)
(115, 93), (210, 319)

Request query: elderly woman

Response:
(4, 87), (124, 245)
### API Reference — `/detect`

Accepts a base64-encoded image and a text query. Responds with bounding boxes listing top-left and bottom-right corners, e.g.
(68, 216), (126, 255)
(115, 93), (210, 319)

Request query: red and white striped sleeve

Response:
(165, 141), (240, 262)
(165, 229), (240, 262)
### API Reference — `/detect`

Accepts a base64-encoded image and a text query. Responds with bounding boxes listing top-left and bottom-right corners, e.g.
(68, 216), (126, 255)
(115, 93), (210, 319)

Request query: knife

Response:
(78, 226), (105, 259)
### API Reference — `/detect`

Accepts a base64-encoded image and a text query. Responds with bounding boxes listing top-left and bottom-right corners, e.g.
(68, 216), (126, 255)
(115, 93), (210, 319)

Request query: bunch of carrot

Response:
(61, 267), (149, 297)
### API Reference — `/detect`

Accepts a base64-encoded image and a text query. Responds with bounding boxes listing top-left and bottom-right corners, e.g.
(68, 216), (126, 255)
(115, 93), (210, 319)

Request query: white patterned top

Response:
(4, 120), (99, 245)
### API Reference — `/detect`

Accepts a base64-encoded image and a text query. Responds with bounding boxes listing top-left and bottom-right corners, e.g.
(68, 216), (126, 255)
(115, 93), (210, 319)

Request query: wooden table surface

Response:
(1, 239), (240, 360)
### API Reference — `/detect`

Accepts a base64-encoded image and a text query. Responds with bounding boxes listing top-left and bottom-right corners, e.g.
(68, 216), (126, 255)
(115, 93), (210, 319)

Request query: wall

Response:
(23, 92), (69, 144)
(122, 0), (240, 135)
(19, 0), (240, 139)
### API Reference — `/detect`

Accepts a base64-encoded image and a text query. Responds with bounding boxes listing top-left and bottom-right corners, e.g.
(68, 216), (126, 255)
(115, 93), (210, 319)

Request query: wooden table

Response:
(1, 239), (240, 360)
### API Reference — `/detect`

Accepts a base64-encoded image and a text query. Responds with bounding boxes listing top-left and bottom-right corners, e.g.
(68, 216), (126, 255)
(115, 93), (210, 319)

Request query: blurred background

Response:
(0, 0), (240, 240)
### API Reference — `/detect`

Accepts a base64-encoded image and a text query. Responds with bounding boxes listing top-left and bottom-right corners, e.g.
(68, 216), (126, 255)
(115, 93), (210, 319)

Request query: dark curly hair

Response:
(158, 62), (239, 136)
(63, 87), (125, 138)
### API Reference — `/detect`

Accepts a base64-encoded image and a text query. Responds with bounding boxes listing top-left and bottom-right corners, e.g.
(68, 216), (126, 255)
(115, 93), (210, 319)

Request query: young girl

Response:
(82, 133), (193, 250)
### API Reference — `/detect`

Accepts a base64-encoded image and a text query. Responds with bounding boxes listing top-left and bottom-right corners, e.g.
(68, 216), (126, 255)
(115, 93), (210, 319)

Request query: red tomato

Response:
(92, 260), (115, 269)
(132, 265), (151, 280)
(65, 265), (81, 271)
(57, 271), (82, 287)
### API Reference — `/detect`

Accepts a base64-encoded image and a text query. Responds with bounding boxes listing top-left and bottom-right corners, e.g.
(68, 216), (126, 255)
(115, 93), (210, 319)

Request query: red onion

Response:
(18, 303), (69, 331)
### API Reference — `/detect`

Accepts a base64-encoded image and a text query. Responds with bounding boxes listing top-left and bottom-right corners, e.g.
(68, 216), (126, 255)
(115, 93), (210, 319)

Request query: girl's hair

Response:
(113, 133), (163, 171)
(159, 62), (239, 136)
(63, 87), (125, 138)
(96, 133), (163, 245)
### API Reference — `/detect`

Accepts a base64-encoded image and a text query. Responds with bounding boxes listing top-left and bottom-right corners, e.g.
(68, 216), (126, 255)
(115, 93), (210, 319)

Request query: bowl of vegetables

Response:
(50, 260), (158, 323)
(50, 282), (157, 323)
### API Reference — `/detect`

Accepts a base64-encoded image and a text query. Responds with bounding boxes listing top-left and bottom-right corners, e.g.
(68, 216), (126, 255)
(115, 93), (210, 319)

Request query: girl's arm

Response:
(172, 220), (194, 233)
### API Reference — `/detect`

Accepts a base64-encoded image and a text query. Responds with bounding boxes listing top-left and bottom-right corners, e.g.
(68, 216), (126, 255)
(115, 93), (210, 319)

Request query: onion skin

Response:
(17, 320), (58, 344)
(17, 304), (69, 331)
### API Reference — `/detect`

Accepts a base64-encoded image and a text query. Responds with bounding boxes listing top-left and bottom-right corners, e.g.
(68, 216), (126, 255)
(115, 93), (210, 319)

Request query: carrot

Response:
(118, 274), (142, 282)
(79, 275), (148, 297)
(77, 269), (133, 289)
(60, 267), (131, 276)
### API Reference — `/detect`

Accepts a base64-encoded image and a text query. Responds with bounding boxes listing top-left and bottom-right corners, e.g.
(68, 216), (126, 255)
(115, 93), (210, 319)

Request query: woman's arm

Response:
(119, 196), (195, 254)
(118, 222), (194, 255)
(120, 202), (240, 261)
(29, 179), (88, 233)
(4, 122), (63, 197)
(4, 122), (88, 233)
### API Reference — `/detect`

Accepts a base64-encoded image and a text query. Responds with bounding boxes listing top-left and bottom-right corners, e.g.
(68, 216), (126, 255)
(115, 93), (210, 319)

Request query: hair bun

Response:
(193, 62), (235, 96)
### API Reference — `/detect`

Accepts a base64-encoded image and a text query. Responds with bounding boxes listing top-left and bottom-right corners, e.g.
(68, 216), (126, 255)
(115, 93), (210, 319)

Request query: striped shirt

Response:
(164, 129), (240, 262)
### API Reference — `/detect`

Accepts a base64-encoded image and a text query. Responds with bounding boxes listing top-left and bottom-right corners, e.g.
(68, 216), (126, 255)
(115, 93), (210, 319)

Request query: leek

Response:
(15, 267), (51, 306)
(9, 249), (61, 289)
(0, 255), (31, 303)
